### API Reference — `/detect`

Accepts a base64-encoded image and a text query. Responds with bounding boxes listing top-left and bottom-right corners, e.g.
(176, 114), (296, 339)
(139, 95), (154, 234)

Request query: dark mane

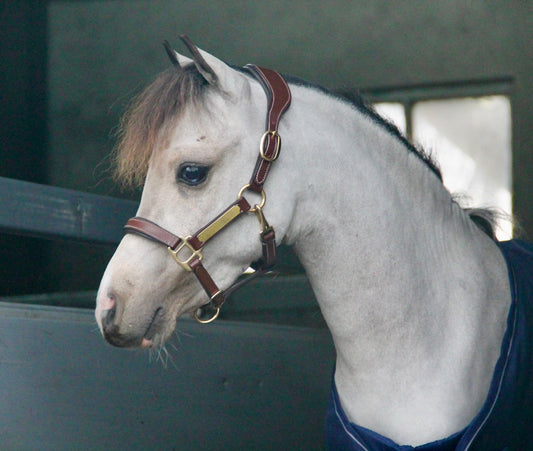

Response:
(275, 73), (500, 240)
(276, 72), (443, 181)
(336, 89), (444, 180)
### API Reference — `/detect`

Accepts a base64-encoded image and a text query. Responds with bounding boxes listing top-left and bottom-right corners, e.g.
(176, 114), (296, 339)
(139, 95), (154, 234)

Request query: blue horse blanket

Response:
(325, 239), (533, 451)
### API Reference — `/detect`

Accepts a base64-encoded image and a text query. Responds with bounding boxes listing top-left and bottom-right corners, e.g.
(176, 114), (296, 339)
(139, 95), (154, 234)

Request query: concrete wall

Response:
(0, 301), (334, 450)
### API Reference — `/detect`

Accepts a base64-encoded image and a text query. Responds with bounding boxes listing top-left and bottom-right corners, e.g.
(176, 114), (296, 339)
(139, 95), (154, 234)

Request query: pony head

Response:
(95, 37), (295, 348)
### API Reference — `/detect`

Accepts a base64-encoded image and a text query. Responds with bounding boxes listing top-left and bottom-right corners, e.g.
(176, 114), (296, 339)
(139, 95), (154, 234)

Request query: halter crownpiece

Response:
(123, 38), (291, 324)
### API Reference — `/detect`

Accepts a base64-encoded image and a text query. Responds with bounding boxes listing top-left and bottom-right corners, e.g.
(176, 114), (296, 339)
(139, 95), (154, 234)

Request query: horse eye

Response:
(177, 164), (210, 186)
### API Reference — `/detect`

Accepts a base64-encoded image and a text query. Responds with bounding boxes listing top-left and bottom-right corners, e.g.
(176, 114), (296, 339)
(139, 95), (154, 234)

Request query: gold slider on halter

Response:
(167, 236), (203, 272)
(196, 204), (243, 243)
(260, 130), (281, 162)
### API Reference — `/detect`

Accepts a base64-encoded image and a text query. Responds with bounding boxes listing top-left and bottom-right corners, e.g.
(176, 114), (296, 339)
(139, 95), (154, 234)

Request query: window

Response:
(372, 87), (512, 240)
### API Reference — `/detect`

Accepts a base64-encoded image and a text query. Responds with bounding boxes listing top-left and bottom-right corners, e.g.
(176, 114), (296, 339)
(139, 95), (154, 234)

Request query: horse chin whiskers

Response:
(147, 342), (179, 371)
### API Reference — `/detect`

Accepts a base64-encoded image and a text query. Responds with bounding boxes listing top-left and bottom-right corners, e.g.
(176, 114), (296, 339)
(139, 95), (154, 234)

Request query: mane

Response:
(113, 65), (209, 188)
(277, 73), (500, 240)
(115, 64), (499, 239)
(277, 73), (443, 181)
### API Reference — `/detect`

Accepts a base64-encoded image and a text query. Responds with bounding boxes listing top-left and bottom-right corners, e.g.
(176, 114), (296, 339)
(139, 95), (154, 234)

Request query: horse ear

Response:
(179, 35), (218, 84)
(162, 40), (194, 68)
(179, 35), (244, 93)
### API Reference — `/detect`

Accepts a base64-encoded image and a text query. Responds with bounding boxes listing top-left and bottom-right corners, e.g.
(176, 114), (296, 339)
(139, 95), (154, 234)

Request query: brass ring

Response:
(237, 184), (266, 212)
(194, 306), (220, 324)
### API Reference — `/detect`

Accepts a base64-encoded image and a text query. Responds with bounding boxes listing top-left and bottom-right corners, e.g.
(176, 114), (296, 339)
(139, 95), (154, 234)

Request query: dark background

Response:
(1, 0), (532, 295)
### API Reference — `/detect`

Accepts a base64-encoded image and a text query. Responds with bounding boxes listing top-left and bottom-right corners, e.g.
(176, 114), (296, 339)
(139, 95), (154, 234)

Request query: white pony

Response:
(96, 37), (533, 449)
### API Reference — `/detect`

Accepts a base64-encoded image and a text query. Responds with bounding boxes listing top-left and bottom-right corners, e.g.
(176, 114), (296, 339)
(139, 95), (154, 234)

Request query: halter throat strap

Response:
(123, 64), (291, 323)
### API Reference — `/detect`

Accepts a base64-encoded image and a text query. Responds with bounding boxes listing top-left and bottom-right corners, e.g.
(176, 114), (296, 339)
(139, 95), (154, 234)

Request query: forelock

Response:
(113, 65), (210, 188)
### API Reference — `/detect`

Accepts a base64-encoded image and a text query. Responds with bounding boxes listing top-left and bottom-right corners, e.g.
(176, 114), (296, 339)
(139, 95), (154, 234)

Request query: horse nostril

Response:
(101, 304), (117, 332)
(97, 293), (142, 348)
(98, 290), (116, 311)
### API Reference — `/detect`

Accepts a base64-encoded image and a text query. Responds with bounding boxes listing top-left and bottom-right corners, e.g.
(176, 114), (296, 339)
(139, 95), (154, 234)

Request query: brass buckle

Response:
(167, 236), (203, 272)
(259, 130), (281, 162)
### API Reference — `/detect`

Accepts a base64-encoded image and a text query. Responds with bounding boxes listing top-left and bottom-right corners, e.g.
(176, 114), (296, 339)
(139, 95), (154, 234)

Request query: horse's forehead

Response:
(166, 100), (246, 153)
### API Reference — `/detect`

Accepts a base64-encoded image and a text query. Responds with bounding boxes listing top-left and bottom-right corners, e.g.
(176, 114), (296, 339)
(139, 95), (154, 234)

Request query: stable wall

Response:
(2, 1), (532, 293)
(0, 1), (49, 294)
(45, 1), (533, 293)
(0, 301), (334, 450)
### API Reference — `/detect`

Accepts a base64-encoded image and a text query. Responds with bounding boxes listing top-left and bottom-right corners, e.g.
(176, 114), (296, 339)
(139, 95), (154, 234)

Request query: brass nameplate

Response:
(197, 205), (242, 243)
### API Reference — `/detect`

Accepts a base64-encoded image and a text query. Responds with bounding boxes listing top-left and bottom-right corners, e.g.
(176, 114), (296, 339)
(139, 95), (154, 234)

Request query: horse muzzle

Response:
(98, 295), (166, 348)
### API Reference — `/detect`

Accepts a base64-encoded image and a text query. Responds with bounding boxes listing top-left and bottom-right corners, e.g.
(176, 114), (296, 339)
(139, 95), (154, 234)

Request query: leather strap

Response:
(124, 214), (276, 303)
(124, 197), (251, 251)
(125, 217), (181, 248)
(255, 228), (277, 269)
(189, 258), (225, 307)
(244, 65), (292, 193)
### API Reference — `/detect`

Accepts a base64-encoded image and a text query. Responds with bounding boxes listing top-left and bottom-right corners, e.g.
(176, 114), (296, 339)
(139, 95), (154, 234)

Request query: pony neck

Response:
(283, 87), (511, 446)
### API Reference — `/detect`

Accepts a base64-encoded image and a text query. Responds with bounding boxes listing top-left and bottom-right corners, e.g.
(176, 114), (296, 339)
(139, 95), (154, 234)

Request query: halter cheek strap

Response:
(123, 64), (291, 323)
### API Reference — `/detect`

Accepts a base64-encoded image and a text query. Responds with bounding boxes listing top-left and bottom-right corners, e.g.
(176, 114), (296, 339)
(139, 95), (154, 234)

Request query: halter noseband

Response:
(123, 64), (292, 324)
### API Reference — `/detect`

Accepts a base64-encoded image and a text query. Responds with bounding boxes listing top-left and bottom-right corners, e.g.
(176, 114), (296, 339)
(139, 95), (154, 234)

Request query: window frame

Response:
(359, 78), (513, 142)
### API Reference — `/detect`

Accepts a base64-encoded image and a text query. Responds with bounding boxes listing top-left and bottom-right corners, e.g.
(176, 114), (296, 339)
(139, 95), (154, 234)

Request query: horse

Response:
(95, 36), (533, 450)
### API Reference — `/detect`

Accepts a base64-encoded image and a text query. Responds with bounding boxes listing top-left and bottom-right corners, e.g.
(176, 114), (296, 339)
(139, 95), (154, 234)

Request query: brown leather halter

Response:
(123, 64), (292, 323)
